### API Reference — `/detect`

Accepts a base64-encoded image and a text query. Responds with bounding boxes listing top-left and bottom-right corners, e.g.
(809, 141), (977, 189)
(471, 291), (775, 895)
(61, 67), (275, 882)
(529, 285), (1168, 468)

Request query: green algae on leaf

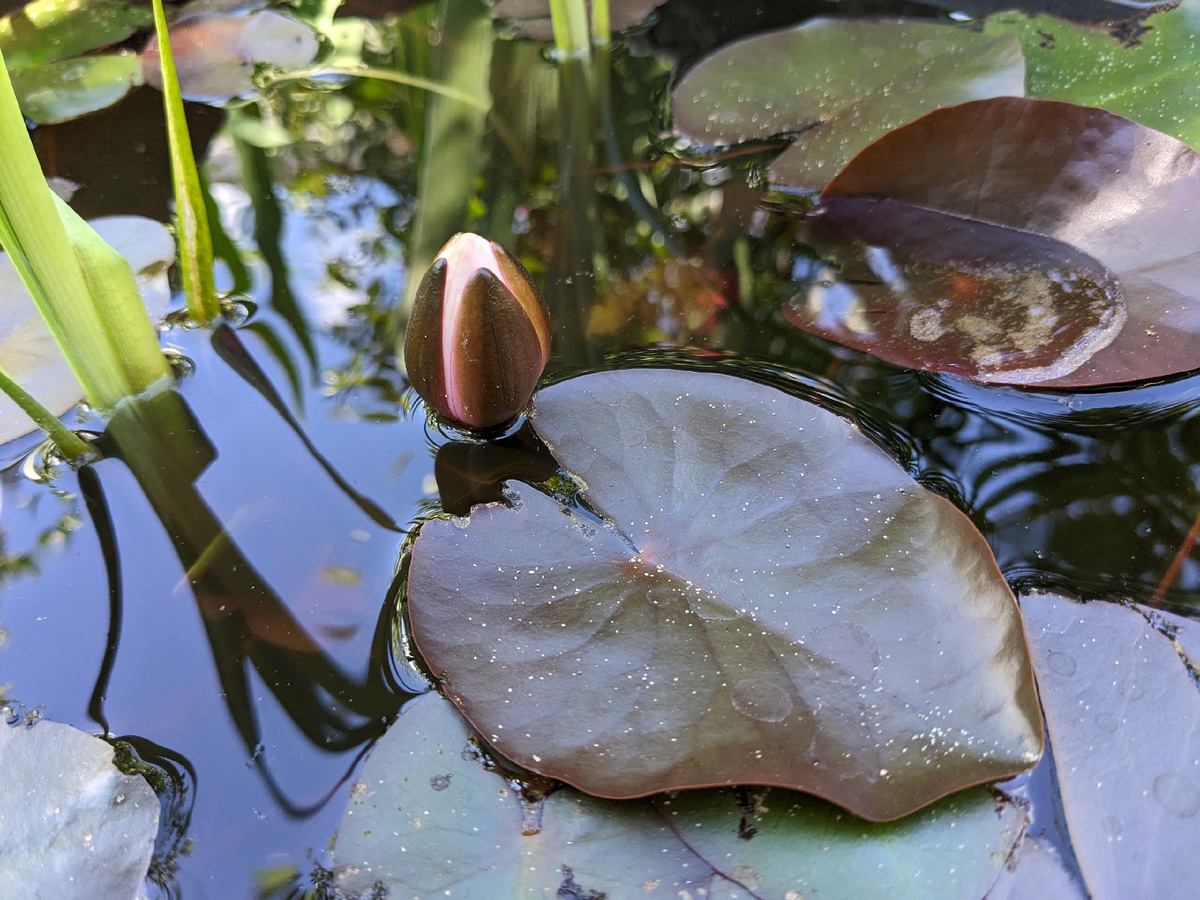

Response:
(1020, 593), (1200, 900)
(809, 96), (1200, 388)
(672, 18), (1024, 192)
(406, 369), (1043, 822)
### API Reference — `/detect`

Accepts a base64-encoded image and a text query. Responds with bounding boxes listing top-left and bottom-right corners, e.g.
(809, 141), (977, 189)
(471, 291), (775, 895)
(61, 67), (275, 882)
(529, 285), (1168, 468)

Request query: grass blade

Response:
(150, 0), (220, 323)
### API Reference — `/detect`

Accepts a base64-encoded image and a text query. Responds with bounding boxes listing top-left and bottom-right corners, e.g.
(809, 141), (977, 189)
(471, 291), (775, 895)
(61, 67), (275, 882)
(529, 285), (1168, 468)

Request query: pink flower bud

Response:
(404, 234), (552, 431)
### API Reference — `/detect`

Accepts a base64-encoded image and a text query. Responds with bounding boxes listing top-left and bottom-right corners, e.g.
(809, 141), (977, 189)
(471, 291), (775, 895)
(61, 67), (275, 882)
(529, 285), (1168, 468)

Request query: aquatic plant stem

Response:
(261, 66), (489, 109)
(1150, 508), (1200, 606)
(0, 363), (91, 460)
(150, 0), (220, 324)
(549, 0), (590, 59)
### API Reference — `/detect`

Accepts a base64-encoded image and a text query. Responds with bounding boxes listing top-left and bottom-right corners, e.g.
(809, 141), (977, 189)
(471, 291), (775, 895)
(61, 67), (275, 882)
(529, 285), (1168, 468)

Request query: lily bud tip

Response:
(405, 233), (551, 432)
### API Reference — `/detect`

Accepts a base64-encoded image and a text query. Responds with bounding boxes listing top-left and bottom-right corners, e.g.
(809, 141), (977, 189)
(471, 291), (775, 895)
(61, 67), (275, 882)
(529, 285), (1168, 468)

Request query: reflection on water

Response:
(788, 199), (1129, 385)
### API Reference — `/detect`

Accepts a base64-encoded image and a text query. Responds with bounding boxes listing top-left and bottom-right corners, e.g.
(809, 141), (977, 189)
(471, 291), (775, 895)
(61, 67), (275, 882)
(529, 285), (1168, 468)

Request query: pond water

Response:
(2, 1), (1200, 897)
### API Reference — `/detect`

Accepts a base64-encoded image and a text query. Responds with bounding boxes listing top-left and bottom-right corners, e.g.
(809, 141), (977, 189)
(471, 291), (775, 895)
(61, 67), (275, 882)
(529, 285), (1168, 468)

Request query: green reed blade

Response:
(0, 44), (169, 417)
(150, 0), (219, 324)
(549, 0), (590, 59)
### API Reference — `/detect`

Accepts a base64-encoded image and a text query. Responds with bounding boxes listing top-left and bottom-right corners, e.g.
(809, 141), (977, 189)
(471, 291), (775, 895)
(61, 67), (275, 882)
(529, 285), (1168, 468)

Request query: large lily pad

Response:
(806, 96), (1200, 388)
(0, 719), (159, 899)
(407, 369), (1043, 821)
(672, 19), (1024, 192)
(1020, 593), (1200, 900)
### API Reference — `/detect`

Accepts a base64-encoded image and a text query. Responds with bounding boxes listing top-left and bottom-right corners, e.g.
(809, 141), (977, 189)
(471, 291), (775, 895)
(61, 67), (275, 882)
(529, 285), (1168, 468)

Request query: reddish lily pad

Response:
(407, 369), (1043, 821)
(805, 96), (1200, 388)
(672, 19), (1024, 192)
(141, 10), (319, 102)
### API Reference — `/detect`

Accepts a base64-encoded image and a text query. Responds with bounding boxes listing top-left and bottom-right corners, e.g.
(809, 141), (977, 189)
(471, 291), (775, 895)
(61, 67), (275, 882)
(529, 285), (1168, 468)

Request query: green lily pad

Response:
(0, 0), (150, 70)
(0, 719), (159, 899)
(671, 18), (1024, 192)
(9, 54), (143, 124)
(1020, 593), (1200, 900)
(0, 215), (174, 446)
(334, 691), (1030, 899)
(407, 369), (1043, 821)
(813, 96), (1200, 388)
(984, 0), (1200, 150)
(656, 785), (1026, 900)
(332, 691), (714, 898)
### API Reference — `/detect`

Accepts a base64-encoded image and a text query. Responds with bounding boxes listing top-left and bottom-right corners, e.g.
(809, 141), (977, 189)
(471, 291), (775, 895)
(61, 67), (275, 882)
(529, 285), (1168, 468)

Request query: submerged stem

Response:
(0, 363), (92, 460)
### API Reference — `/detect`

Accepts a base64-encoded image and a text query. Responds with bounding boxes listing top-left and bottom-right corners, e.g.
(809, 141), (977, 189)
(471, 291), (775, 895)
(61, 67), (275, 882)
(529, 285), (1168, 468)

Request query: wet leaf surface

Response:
(334, 691), (1029, 899)
(984, 1), (1200, 150)
(0, 719), (159, 899)
(809, 96), (1200, 387)
(0, 216), (174, 444)
(1020, 593), (1200, 900)
(672, 19), (1024, 192)
(332, 691), (715, 898)
(657, 785), (1026, 900)
(407, 369), (1043, 821)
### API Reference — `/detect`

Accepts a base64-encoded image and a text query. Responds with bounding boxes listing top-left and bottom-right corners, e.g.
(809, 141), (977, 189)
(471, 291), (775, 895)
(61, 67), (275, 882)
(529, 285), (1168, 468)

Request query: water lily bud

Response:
(405, 233), (552, 431)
